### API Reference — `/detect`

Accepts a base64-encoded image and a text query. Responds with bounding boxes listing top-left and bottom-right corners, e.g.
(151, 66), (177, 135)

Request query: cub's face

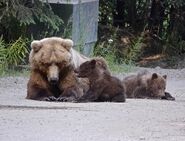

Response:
(148, 73), (167, 98)
(75, 60), (96, 78)
(30, 37), (73, 84)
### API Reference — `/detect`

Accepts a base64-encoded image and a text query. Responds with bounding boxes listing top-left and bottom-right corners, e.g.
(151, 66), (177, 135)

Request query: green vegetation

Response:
(94, 27), (136, 72)
(0, 0), (64, 75)
(0, 69), (29, 77)
(0, 0), (185, 75)
(98, 0), (185, 65)
(0, 0), (63, 41)
(0, 37), (29, 75)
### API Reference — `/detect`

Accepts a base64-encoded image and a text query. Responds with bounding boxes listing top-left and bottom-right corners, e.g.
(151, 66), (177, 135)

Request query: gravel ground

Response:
(0, 67), (185, 141)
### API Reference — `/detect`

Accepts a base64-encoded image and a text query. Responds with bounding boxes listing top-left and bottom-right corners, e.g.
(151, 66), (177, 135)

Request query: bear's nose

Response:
(74, 68), (79, 73)
(49, 77), (58, 84)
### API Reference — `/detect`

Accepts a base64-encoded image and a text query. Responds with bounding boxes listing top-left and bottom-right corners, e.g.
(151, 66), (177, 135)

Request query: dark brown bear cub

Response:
(75, 59), (126, 102)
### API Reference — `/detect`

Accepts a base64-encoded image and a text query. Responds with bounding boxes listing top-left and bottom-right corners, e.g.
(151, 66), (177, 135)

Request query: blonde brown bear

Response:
(26, 37), (84, 101)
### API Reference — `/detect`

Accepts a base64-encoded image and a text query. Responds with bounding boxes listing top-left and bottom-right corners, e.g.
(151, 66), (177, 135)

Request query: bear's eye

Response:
(59, 48), (65, 53)
(43, 63), (50, 67)
(56, 62), (64, 68)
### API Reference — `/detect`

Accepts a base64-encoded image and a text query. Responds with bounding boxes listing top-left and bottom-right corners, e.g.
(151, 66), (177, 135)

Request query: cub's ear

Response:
(31, 40), (42, 52)
(90, 59), (96, 68)
(151, 73), (158, 80)
(163, 75), (167, 79)
(62, 39), (73, 51)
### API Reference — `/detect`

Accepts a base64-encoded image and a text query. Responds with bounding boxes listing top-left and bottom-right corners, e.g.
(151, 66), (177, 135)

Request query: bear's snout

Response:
(74, 68), (79, 74)
(49, 77), (59, 84)
(48, 64), (59, 84)
(74, 68), (81, 77)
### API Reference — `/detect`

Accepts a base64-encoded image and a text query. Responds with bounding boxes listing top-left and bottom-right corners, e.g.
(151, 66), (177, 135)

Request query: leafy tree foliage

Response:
(0, 0), (63, 41)
(99, 0), (185, 56)
(0, 0), (64, 72)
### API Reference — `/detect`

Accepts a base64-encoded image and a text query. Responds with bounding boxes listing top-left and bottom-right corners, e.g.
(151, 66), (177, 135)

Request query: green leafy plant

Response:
(94, 26), (118, 62)
(123, 36), (143, 64)
(0, 0), (64, 41)
(0, 37), (29, 74)
(0, 37), (7, 73)
(94, 40), (135, 73)
(94, 26), (135, 73)
(6, 37), (29, 67)
(99, 0), (114, 25)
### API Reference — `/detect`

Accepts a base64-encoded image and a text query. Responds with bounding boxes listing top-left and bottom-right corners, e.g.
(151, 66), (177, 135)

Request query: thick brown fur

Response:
(75, 59), (126, 102)
(27, 37), (83, 101)
(75, 57), (112, 95)
(123, 70), (175, 100)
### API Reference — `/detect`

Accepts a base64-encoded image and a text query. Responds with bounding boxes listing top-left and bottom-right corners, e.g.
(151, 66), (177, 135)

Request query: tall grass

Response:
(93, 28), (136, 73)
(0, 37), (7, 74)
(0, 37), (29, 75)
(123, 36), (143, 64)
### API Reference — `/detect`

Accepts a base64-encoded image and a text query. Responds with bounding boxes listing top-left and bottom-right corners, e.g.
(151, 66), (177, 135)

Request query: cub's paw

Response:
(161, 92), (175, 101)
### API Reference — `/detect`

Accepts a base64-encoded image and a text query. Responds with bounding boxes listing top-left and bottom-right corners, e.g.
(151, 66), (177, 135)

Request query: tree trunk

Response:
(113, 0), (125, 27)
(127, 0), (136, 29)
(148, 0), (165, 37)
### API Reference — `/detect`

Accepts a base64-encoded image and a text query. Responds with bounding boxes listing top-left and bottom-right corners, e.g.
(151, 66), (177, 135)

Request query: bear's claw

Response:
(43, 96), (57, 101)
(57, 96), (76, 102)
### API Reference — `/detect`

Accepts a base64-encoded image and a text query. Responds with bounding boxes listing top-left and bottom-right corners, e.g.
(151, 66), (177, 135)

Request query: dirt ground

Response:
(0, 67), (185, 141)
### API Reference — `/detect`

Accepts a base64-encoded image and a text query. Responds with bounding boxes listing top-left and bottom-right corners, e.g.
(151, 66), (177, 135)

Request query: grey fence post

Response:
(45, 0), (99, 56)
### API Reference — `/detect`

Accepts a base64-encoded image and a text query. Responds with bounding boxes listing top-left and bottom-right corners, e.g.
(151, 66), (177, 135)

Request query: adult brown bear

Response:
(26, 37), (84, 101)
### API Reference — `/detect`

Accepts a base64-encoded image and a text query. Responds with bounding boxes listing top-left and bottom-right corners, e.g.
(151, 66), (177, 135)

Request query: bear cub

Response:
(75, 58), (126, 102)
(122, 70), (175, 100)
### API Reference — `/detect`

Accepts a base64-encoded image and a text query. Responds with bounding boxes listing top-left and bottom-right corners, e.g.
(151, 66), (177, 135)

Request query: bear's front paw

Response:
(57, 96), (76, 102)
(43, 96), (57, 101)
(161, 92), (175, 101)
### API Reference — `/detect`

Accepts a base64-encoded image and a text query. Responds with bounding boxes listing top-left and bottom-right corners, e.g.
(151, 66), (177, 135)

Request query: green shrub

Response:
(94, 27), (118, 62)
(163, 34), (185, 55)
(0, 37), (7, 73)
(0, 37), (29, 74)
(94, 27), (135, 73)
(0, 0), (63, 41)
(123, 36), (143, 63)
(94, 41), (135, 73)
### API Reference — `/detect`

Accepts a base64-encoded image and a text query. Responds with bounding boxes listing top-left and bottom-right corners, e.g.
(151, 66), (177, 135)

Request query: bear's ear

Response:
(151, 73), (158, 80)
(90, 59), (96, 68)
(31, 40), (42, 52)
(62, 39), (73, 51)
(163, 75), (167, 79)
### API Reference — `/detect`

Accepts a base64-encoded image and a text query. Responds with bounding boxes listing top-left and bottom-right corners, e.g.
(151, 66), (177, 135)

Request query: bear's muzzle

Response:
(48, 64), (59, 84)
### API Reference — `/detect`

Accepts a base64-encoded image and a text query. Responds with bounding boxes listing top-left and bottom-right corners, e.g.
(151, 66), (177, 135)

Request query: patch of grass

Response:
(123, 36), (143, 63)
(109, 62), (135, 73)
(0, 37), (29, 75)
(94, 27), (136, 73)
(0, 69), (30, 77)
(93, 40), (136, 73)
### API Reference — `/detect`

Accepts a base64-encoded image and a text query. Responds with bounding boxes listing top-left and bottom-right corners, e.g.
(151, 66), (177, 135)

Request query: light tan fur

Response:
(27, 37), (83, 101)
